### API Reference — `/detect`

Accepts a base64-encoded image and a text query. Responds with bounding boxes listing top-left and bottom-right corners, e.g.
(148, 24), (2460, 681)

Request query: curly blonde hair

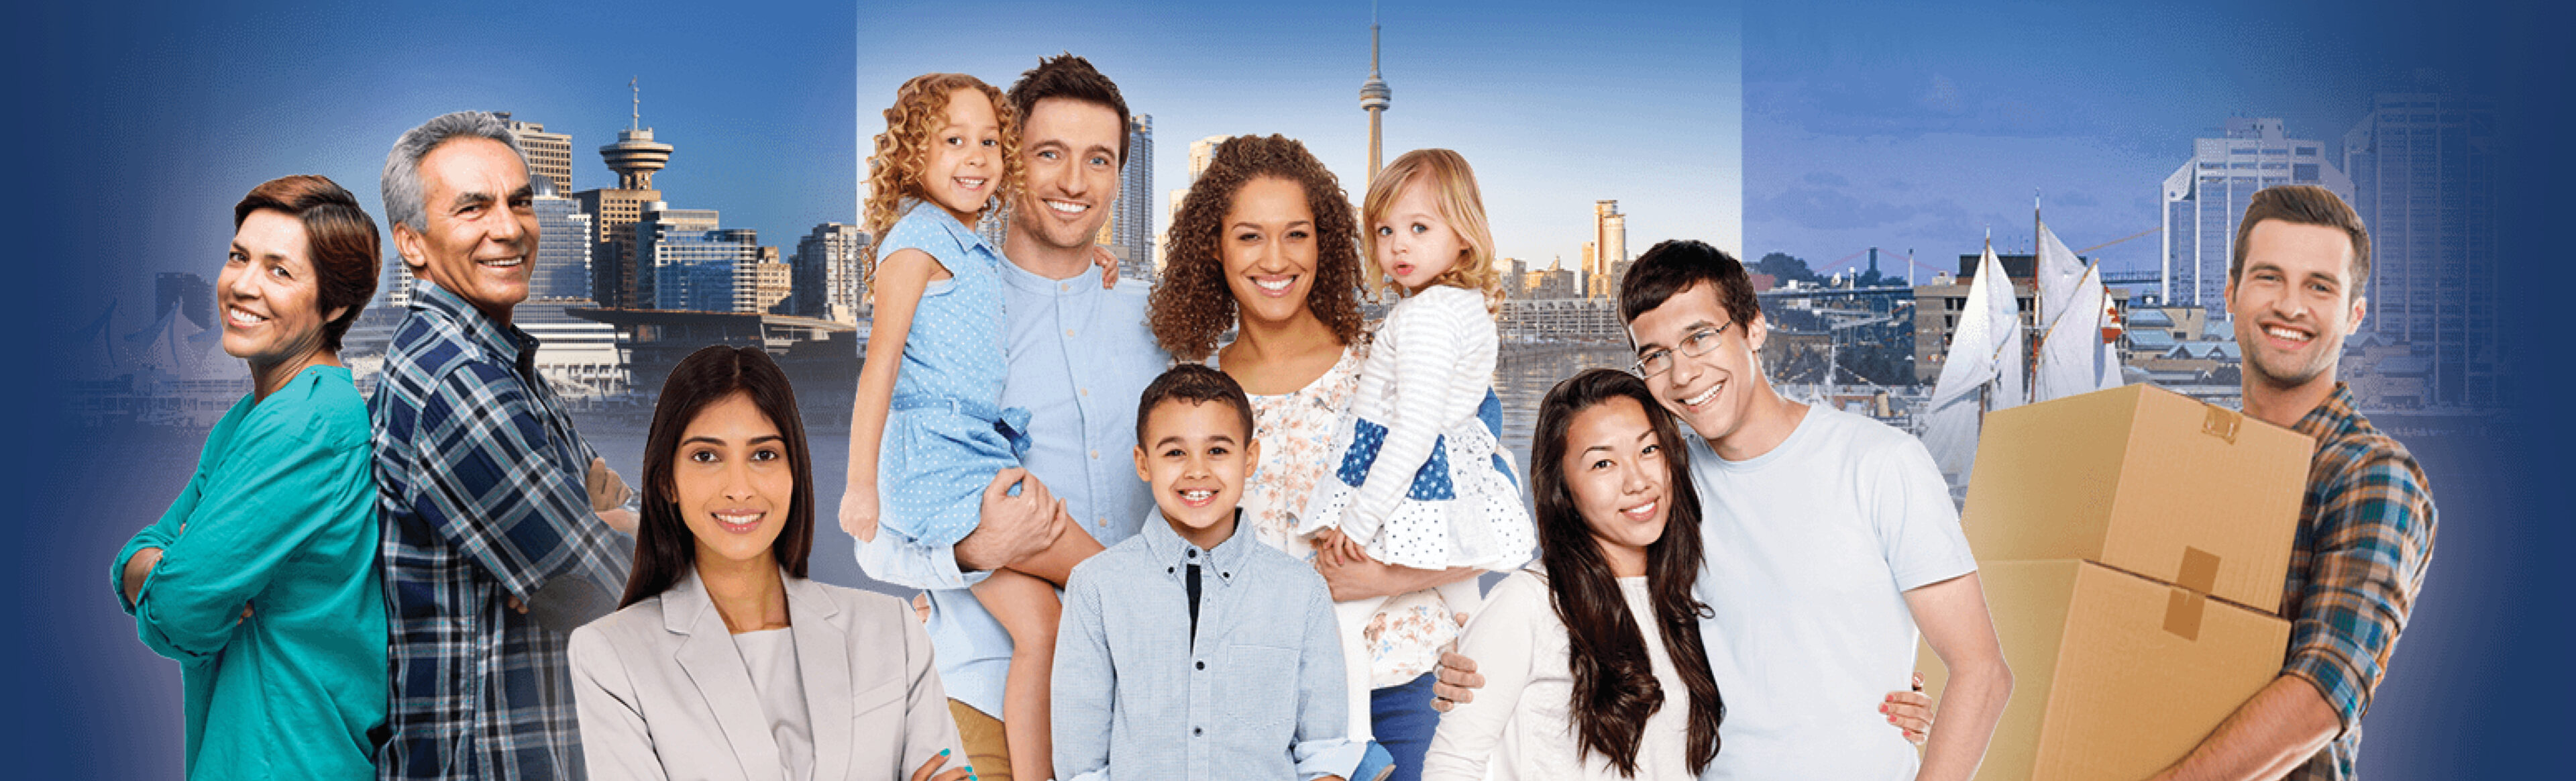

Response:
(1148, 135), (1367, 362)
(861, 73), (1023, 279)
(1363, 148), (1503, 312)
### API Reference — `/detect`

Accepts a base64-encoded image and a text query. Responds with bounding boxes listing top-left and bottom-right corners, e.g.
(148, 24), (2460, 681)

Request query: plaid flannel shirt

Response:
(371, 282), (633, 780)
(2279, 382), (2437, 781)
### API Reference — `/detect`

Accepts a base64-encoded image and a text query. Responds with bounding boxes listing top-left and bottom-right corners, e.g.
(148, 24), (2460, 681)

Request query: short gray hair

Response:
(382, 111), (531, 233)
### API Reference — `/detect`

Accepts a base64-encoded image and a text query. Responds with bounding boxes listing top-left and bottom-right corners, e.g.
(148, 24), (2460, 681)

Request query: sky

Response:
(860, 0), (1743, 272)
(1739, 1), (2484, 281)
(50, 0), (857, 337)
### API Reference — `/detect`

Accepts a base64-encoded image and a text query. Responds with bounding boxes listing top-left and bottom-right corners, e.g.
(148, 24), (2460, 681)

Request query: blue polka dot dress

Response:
(1299, 287), (1534, 572)
(870, 203), (1028, 547)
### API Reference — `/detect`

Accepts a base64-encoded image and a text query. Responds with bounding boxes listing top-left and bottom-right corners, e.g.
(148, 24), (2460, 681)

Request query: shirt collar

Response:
(2291, 381), (2365, 442)
(409, 280), (539, 366)
(909, 200), (998, 258)
(1139, 508), (1250, 586)
(998, 252), (1108, 297)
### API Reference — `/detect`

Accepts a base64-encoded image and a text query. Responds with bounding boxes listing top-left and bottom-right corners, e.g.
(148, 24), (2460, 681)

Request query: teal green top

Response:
(112, 364), (387, 779)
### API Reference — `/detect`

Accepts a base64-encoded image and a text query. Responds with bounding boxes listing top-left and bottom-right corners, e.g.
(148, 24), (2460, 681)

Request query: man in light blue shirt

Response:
(853, 54), (1167, 779)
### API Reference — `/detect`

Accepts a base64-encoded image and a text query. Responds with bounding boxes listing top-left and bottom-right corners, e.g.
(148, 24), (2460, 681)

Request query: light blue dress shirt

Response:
(1053, 514), (1366, 781)
(853, 261), (1167, 720)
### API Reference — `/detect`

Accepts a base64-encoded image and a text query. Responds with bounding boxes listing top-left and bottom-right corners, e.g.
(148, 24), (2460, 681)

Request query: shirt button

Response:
(1186, 549), (1197, 559)
(1089, 450), (1100, 459)
(1195, 661), (1205, 670)
(1065, 328), (1077, 337)
(1079, 387), (1089, 397)
(1193, 727), (1203, 737)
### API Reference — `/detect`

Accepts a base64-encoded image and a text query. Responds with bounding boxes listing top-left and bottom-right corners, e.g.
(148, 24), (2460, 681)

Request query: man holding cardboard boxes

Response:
(2142, 187), (2440, 780)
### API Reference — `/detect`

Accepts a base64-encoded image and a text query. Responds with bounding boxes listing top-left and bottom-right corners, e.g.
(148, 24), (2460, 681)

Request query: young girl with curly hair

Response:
(841, 72), (1097, 781)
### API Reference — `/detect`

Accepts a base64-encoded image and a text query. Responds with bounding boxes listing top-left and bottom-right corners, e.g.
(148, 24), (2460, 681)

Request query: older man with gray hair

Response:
(370, 110), (638, 780)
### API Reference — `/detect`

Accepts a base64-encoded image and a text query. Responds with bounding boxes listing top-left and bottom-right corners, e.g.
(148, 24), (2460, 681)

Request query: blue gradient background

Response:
(9, 1), (2566, 777)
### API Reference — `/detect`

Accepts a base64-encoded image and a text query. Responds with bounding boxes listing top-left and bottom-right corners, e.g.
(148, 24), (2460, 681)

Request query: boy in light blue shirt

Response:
(1052, 364), (1364, 781)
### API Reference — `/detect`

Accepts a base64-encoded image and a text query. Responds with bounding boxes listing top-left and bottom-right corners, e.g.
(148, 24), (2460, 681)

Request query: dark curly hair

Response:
(1148, 134), (1366, 361)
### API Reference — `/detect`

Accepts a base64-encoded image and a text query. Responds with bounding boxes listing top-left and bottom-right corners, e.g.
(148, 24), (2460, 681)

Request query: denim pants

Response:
(1371, 672), (1440, 781)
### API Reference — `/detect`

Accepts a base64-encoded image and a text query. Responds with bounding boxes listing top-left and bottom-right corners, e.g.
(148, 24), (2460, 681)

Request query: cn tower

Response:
(1359, 13), (1391, 186)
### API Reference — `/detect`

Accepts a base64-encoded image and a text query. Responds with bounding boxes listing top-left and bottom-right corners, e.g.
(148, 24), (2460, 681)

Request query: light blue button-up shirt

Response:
(1053, 513), (1365, 781)
(852, 262), (1167, 720)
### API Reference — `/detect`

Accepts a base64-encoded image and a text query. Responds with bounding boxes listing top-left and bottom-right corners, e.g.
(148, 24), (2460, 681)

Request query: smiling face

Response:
(2226, 219), (2366, 393)
(395, 136), (537, 325)
(1627, 281), (1770, 444)
(1558, 396), (1672, 576)
(219, 209), (341, 368)
(1371, 174), (1468, 292)
(1218, 176), (1320, 328)
(921, 87), (1004, 223)
(671, 390), (796, 569)
(1133, 398), (1260, 549)
(1010, 97), (1122, 254)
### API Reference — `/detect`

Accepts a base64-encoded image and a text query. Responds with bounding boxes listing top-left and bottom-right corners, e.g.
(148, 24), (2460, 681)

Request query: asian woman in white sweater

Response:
(1420, 368), (1723, 780)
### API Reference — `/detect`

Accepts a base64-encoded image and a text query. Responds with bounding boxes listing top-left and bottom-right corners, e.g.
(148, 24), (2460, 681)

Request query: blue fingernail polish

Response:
(941, 749), (950, 756)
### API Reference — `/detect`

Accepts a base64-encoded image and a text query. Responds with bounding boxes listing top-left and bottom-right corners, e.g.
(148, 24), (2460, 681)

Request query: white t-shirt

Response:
(1686, 405), (1975, 780)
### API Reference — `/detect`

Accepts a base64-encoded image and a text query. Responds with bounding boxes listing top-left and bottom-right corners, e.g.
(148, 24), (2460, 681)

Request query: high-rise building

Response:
(1106, 113), (1157, 282)
(154, 271), (213, 331)
(1587, 200), (1627, 299)
(1162, 134), (1236, 274)
(2343, 91), (2500, 408)
(1359, 19), (1392, 187)
(752, 248), (794, 315)
(637, 203), (724, 310)
(576, 81), (675, 308)
(792, 223), (868, 323)
(529, 195), (594, 301)
(498, 113), (574, 196)
(2159, 117), (2353, 312)
(648, 233), (762, 313)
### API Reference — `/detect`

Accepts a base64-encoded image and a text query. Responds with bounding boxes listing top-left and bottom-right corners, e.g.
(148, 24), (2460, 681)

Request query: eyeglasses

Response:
(1631, 321), (1732, 378)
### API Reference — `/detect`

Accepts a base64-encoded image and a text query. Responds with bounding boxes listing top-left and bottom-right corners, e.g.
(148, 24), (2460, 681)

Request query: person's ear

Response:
(1133, 445), (1151, 484)
(392, 221), (427, 272)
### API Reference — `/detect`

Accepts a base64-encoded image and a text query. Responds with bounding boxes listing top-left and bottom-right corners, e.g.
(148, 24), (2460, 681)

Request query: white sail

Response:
(2035, 217), (2087, 337)
(1921, 244), (2025, 489)
(2035, 263), (2110, 402)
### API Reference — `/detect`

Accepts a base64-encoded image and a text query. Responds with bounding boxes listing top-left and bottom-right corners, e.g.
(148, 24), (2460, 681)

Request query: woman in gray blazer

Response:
(572, 346), (968, 781)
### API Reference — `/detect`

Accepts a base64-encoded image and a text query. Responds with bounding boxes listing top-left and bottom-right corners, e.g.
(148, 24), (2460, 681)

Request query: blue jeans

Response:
(1371, 672), (1440, 781)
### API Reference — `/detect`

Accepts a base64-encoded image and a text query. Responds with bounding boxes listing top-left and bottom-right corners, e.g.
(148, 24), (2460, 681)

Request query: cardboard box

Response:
(1962, 384), (2312, 611)
(1918, 560), (2290, 781)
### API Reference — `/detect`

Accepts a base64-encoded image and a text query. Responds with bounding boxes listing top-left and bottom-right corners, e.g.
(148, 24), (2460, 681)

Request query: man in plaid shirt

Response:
(2149, 186), (2438, 781)
(371, 111), (639, 779)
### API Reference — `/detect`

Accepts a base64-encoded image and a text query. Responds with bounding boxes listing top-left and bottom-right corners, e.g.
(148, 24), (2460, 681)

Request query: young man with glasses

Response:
(1438, 240), (2011, 780)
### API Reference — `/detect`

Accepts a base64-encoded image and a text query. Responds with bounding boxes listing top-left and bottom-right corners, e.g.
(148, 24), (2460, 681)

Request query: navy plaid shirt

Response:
(2279, 382), (2438, 781)
(371, 282), (632, 780)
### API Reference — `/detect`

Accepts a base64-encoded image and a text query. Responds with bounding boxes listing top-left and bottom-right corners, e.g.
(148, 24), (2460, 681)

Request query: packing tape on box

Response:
(2177, 547), (2221, 593)
(2162, 547), (2223, 641)
(2201, 406), (2241, 444)
(2163, 588), (2205, 641)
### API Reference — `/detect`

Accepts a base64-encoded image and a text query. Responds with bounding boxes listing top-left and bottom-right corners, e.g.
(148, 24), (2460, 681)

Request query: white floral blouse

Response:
(1226, 339), (1462, 689)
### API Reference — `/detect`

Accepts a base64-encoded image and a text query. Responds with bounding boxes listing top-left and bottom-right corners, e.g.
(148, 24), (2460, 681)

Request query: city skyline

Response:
(65, 1), (855, 337)
(1739, 2), (2477, 282)
(859, 1), (1744, 272)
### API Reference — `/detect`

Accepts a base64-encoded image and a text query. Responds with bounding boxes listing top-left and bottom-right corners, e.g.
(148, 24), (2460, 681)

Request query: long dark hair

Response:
(619, 346), (818, 608)
(1529, 368), (1725, 774)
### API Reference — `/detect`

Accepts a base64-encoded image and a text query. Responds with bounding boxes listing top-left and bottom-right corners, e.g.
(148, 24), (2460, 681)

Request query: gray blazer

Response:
(570, 568), (964, 780)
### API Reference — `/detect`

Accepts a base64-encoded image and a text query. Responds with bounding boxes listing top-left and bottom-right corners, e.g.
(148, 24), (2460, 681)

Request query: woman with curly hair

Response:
(841, 71), (1095, 781)
(1148, 134), (1473, 781)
